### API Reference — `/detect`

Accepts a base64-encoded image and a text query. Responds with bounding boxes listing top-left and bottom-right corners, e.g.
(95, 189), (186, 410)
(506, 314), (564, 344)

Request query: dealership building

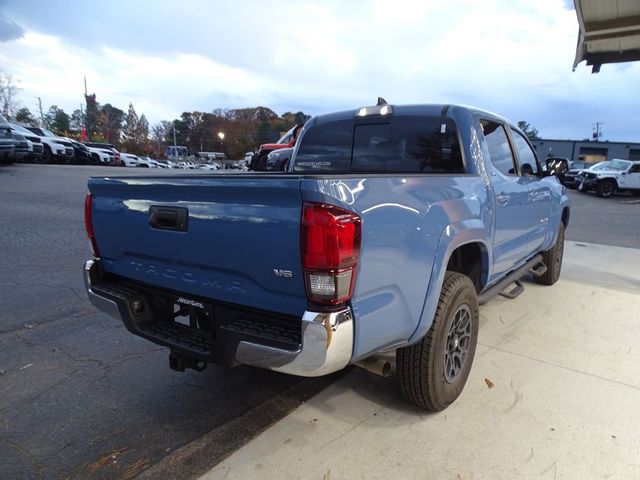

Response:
(531, 139), (640, 164)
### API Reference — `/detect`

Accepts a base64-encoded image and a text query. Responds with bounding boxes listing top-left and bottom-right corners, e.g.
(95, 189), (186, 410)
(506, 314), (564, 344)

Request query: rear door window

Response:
(510, 129), (539, 176)
(481, 120), (516, 176)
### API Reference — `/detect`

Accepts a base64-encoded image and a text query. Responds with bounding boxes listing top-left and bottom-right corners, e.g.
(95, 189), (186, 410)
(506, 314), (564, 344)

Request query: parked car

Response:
(150, 159), (168, 168)
(197, 163), (219, 171)
(84, 142), (122, 166)
(0, 114), (15, 163)
(24, 126), (75, 164)
(249, 124), (303, 171)
(120, 153), (142, 167)
(11, 132), (30, 162)
(9, 124), (44, 163)
(83, 101), (570, 411)
(139, 157), (166, 168)
(86, 146), (115, 165)
(69, 140), (92, 165)
(265, 146), (293, 171)
(575, 159), (640, 197)
(159, 160), (179, 168)
(562, 159), (602, 188)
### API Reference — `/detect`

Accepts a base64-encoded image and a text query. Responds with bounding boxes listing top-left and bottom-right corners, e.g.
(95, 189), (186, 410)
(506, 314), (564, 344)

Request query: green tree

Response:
(15, 107), (37, 126)
(44, 105), (70, 135)
(122, 102), (140, 149)
(138, 114), (149, 140)
(70, 108), (86, 134)
(99, 103), (124, 144)
(517, 121), (540, 140)
(122, 104), (151, 154)
(84, 94), (101, 140)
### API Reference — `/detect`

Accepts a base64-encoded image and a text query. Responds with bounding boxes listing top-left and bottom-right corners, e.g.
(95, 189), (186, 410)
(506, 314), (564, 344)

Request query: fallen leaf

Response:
(484, 378), (495, 389)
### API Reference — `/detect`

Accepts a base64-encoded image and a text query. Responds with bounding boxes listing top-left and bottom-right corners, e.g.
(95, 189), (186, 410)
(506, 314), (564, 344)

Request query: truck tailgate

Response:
(88, 176), (307, 316)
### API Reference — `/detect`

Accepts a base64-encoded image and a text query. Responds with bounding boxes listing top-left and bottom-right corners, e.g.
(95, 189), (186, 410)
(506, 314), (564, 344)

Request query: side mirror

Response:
(545, 158), (569, 177)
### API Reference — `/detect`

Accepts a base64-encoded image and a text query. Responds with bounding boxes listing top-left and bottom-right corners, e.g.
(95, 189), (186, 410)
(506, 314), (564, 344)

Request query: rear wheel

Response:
(535, 222), (564, 286)
(41, 146), (52, 164)
(396, 272), (479, 411)
(596, 180), (616, 198)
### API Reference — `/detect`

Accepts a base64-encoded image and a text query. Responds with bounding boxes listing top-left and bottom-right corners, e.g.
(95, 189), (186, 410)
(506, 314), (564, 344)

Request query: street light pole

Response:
(217, 131), (225, 170)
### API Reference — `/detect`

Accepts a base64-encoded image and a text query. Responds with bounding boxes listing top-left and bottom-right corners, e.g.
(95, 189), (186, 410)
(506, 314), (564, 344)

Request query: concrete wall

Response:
(532, 139), (640, 162)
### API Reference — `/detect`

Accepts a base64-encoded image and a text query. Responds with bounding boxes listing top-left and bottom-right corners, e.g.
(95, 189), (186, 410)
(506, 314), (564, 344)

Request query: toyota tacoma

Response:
(83, 101), (569, 410)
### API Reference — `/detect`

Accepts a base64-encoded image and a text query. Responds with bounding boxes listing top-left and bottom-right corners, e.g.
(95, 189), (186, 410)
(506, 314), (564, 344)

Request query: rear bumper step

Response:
(84, 259), (353, 377)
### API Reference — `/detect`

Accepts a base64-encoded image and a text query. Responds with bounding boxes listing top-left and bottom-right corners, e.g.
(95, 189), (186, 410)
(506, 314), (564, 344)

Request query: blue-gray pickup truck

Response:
(83, 101), (570, 410)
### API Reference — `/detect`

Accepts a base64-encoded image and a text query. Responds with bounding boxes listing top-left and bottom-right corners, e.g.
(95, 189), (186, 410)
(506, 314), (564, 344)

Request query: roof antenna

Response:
(377, 97), (388, 106)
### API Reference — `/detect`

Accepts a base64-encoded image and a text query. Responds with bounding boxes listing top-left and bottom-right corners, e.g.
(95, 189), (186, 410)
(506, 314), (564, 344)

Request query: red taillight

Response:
(84, 193), (100, 257)
(301, 203), (361, 306)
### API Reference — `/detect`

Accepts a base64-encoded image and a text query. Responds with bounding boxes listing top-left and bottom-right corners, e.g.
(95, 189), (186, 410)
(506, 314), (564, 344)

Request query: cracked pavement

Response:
(0, 165), (331, 479)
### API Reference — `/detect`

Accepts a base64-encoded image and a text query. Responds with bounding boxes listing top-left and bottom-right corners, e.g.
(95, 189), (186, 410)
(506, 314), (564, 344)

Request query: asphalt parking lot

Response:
(1, 164), (639, 479)
(0, 164), (335, 480)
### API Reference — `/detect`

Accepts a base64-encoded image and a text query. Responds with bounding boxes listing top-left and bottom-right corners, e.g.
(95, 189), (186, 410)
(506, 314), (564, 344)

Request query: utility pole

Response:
(36, 97), (44, 126)
(592, 122), (603, 141)
(173, 123), (178, 161)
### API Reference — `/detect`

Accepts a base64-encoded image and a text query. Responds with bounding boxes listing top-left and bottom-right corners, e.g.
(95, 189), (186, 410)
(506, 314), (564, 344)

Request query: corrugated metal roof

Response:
(573, 0), (640, 72)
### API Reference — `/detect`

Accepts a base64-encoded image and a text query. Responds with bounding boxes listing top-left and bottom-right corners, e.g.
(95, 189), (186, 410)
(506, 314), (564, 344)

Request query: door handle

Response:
(149, 206), (188, 231)
(496, 193), (510, 205)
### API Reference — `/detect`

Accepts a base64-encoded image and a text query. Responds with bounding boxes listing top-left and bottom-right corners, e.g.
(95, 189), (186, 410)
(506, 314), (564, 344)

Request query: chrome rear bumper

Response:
(84, 259), (353, 377)
(235, 309), (353, 377)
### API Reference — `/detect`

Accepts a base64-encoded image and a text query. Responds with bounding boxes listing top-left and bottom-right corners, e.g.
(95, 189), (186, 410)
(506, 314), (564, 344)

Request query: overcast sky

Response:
(1, 0), (638, 141)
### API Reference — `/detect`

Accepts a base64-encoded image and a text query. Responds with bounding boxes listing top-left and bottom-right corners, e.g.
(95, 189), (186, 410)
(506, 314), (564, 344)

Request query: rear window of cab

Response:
(293, 116), (464, 174)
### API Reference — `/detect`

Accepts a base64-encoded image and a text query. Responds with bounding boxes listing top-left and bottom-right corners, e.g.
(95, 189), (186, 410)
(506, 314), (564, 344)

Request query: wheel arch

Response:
(598, 177), (619, 189)
(407, 220), (491, 346)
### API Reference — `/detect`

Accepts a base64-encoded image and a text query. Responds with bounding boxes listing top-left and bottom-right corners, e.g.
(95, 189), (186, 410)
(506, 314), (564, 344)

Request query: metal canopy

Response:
(573, 0), (640, 72)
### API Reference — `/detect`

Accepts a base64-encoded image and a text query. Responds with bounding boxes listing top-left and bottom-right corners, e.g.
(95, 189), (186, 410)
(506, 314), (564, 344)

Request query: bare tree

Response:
(0, 72), (21, 118)
(151, 122), (166, 157)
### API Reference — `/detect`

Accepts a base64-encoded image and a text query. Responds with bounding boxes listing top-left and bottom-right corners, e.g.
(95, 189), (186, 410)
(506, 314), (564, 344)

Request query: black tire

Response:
(596, 180), (616, 198)
(535, 222), (564, 286)
(249, 151), (269, 171)
(42, 146), (52, 164)
(396, 272), (479, 411)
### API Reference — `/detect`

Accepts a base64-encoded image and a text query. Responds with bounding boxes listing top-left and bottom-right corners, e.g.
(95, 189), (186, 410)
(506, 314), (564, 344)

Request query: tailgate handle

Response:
(149, 206), (188, 232)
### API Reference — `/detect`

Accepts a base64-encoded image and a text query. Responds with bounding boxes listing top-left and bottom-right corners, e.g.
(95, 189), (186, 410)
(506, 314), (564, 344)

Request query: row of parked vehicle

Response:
(1, 113), (248, 170)
(547, 156), (640, 198)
